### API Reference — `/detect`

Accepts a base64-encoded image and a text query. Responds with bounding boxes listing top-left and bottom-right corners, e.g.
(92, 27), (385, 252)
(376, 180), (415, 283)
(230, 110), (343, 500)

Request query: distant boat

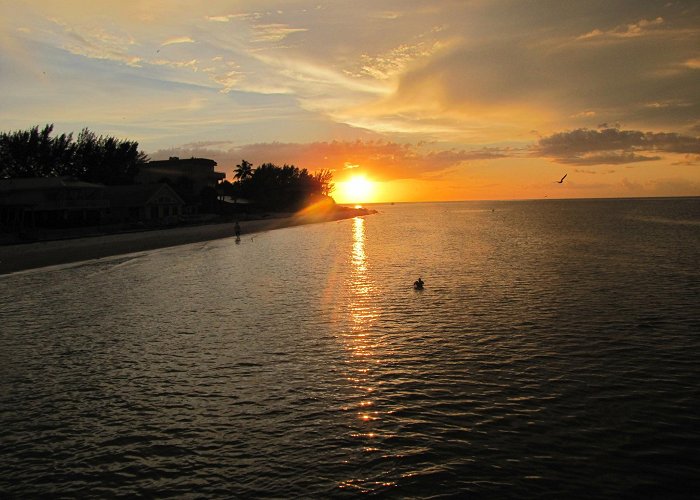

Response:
(413, 278), (424, 290)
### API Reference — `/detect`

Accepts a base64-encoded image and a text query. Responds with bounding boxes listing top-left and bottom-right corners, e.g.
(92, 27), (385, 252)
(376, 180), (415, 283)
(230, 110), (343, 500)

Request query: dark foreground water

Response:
(1, 198), (699, 498)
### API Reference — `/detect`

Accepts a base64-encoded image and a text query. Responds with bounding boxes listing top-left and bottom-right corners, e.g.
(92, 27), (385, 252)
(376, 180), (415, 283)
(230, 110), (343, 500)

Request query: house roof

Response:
(138, 157), (226, 185)
(0, 177), (104, 192)
(147, 157), (217, 168)
(103, 183), (185, 207)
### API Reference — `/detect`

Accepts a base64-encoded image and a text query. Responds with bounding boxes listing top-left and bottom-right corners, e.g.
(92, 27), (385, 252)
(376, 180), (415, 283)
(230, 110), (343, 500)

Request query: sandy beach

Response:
(0, 207), (374, 275)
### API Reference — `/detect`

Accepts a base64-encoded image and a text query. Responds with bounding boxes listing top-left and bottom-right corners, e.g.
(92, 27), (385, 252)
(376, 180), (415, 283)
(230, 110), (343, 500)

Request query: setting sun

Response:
(336, 175), (376, 204)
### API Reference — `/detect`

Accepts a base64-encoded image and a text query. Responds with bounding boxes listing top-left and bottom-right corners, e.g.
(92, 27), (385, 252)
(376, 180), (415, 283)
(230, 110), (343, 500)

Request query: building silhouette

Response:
(137, 157), (225, 197)
(0, 157), (226, 238)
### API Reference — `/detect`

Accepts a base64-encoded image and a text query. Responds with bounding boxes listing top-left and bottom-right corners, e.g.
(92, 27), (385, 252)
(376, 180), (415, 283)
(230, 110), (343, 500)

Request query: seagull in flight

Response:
(556, 174), (567, 183)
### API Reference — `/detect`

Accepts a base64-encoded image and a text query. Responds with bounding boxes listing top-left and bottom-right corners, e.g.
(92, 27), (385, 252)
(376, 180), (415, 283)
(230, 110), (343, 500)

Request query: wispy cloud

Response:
(571, 111), (597, 118)
(52, 19), (142, 67)
(160, 36), (195, 47)
(684, 58), (700, 69)
(250, 23), (307, 43)
(210, 68), (242, 93)
(206, 12), (263, 23)
(150, 58), (200, 71)
(577, 17), (665, 40)
(349, 33), (449, 80)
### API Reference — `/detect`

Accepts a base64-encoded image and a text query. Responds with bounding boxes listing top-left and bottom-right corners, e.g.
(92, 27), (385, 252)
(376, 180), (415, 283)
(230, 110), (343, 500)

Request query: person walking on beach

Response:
(234, 220), (241, 238)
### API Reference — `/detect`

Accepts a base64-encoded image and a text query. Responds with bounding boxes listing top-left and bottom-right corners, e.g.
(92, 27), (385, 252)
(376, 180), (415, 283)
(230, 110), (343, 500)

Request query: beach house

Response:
(0, 177), (188, 236)
(102, 183), (186, 225)
(0, 177), (108, 232)
(137, 157), (226, 196)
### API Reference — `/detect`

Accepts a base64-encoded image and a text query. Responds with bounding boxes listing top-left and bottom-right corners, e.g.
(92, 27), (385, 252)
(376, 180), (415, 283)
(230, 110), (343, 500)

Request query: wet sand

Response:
(0, 208), (374, 275)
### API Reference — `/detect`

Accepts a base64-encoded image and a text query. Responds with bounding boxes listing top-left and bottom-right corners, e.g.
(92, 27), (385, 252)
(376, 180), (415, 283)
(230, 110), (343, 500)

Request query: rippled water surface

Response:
(2, 198), (700, 498)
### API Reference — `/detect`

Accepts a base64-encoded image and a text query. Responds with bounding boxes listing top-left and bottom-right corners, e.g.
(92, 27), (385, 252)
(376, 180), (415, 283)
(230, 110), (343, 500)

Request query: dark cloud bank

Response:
(535, 127), (700, 165)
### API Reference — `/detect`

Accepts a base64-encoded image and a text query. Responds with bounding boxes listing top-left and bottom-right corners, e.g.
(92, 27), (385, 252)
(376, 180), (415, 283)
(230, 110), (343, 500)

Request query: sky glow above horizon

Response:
(1, 0), (699, 202)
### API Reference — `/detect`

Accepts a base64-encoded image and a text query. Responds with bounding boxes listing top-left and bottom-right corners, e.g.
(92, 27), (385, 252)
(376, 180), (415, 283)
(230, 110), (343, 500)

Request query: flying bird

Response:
(556, 174), (567, 183)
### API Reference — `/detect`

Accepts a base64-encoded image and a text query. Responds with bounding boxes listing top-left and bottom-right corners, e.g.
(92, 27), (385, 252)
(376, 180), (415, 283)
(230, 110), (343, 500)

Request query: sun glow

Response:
(337, 175), (375, 203)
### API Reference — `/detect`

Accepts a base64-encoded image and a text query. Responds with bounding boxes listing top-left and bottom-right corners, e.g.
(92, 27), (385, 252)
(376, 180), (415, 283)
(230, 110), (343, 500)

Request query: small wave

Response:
(628, 215), (700, 227)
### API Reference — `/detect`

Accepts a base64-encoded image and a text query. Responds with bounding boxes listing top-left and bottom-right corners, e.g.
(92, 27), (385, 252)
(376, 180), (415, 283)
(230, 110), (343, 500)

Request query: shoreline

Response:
(0, 207), (375, 275)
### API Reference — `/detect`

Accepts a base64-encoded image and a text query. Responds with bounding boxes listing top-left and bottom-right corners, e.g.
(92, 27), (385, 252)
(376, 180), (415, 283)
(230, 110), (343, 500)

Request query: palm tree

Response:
(234, 159), (253, 181)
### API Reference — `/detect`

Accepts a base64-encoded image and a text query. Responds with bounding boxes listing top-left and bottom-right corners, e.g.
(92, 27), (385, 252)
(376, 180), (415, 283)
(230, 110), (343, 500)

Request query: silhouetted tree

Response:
(0, 125), (75, 178)
(234, 162), (335, 210)
(313, 169), (335, 196)
(234, 159), (253, 181)
(71, 128), (147, 185)
(0, 124), (148, 184)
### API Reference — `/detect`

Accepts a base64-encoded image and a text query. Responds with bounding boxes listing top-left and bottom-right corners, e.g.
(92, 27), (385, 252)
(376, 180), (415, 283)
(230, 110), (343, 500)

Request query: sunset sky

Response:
(1, 0), (699, 202)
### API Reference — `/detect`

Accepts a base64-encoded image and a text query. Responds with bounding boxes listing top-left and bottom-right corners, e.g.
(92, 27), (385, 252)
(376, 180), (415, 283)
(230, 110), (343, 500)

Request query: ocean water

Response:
(1, 198), (699, 498)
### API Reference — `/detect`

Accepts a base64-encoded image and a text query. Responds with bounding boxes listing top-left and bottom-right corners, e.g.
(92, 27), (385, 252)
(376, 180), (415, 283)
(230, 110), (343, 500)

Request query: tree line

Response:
(0, 124), (148, 185)
(220, 160), (335, 210)
(1, 125), (336, 211)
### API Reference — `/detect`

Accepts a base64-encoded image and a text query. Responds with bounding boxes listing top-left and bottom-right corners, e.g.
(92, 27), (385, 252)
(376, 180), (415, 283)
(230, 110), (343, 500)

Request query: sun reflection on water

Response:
(344, 215), (384, 464)
(349, 217), (378, 328)
(352, 217), (366, 270)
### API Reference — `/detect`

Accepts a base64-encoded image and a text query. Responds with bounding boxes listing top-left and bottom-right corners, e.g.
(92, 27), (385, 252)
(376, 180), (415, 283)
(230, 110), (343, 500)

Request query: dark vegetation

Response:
(218, 161), (335, 211)
(1, 125), (336, 212)
(0, 124), (147, 185)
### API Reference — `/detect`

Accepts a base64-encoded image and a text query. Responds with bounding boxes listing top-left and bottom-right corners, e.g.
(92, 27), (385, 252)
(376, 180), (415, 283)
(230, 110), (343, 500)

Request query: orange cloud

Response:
(151, 140), (515, 181)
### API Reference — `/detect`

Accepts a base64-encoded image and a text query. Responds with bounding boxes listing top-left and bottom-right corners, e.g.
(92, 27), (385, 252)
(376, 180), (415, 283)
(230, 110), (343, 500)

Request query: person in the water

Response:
(414, 277), (424, 289)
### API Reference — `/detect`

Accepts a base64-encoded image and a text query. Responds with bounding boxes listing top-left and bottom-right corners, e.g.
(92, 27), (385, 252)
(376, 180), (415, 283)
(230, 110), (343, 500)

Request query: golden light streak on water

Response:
(349, 217), (378, 328)
(346, 216), (382, 444)
(352, 216), (366, 272)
